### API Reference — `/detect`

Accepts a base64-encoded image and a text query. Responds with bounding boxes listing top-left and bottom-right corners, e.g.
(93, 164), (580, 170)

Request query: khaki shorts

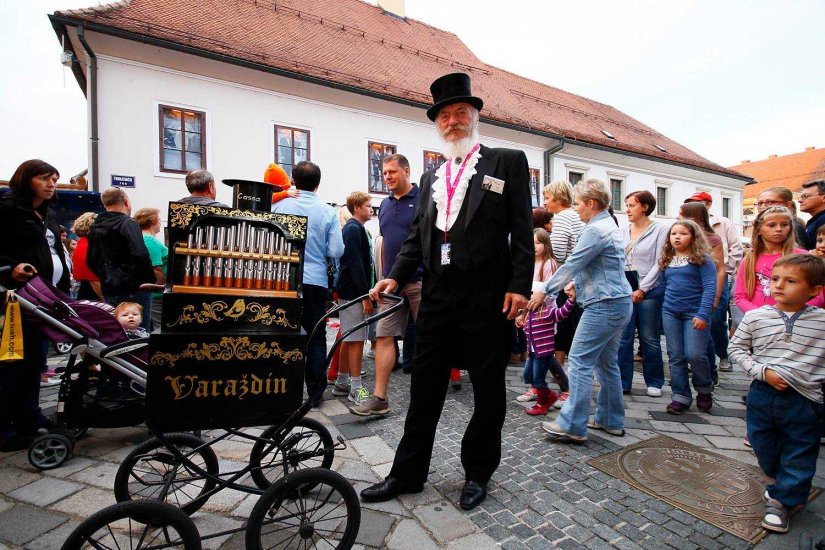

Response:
(338, 299), (368, 342)
(376, 281), (421, 338)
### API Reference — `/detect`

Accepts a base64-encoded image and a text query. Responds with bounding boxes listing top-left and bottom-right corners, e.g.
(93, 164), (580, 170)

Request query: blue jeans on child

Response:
(617, 290), (664, 391)
(662, 311), (712, 406)
(557, 297), (631, 437)
(747, 380), (824, 507)
(523, 352), (567, 391)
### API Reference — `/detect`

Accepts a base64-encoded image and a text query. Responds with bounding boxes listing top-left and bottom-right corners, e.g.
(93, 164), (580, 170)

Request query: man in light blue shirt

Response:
(273, 161), (344, 406)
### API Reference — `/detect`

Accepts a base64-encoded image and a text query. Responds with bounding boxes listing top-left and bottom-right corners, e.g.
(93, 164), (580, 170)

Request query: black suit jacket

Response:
(389, 144), (533, 297)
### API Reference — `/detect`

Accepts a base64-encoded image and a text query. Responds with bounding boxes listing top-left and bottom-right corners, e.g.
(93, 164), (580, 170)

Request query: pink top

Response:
(733, 248), (824, 312)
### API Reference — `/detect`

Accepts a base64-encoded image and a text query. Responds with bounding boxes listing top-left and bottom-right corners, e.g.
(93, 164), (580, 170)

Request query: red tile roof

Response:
(730, 147), (825, 199)
(53, 0), (746, 179)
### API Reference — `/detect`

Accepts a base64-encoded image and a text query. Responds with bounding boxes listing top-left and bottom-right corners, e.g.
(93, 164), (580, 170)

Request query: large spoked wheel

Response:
(61, 500), (202, 550)
(246, 468), (360, 550)
(28, 433), (73, 470)
(114, 433), (218, 515)
(249, 418), (335, 490)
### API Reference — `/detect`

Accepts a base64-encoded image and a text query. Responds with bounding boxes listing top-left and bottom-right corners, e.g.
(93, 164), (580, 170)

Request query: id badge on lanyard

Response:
(442, 144), (479, 266)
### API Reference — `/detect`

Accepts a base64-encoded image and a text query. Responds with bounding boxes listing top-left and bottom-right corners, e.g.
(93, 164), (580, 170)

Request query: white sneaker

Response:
(646, 387), (662, 398)
(348, 386), (370, 404)
(718, 358), (732, 372)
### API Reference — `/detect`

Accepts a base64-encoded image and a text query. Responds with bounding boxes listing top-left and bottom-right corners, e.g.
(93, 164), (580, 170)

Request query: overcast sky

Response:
(2, 0), (823, 181)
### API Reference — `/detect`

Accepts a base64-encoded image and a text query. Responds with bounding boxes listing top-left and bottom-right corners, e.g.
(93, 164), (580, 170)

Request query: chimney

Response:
(805, 146), (815, 151)
(378, 0), (405, 18)
(768, 154), (777, 159)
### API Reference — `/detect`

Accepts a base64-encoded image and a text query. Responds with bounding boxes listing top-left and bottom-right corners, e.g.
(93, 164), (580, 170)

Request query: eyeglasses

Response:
(799, 193), (821, 201)
(755, 200), (785, 207)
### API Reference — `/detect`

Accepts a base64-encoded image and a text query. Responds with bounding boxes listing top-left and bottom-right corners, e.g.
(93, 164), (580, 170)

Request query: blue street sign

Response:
(111, 174), (135, 188)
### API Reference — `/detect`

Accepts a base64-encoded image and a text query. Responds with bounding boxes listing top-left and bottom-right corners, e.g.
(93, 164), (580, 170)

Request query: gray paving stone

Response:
(685, 423), (732, 436)
(648, 411), (708, 424)
(0, 468), (40, 493)
(648, 420), (691, 433)
(25, 519), (81, 550)
(38, 456), (96, 478)
(0, 505), (69, 545)
(67, 461), (120, 489)
(8, 477), (83, 507)
(386, 518), (439, 550)
(338, 422), (374, 440)
(351, 436), (395, 465)
(49, 486), (116, 516)
(355, 509), (396, 548)
(704, 434), (753, 450)
(335, 458), (382, 483)
(412, 502), (476, 544)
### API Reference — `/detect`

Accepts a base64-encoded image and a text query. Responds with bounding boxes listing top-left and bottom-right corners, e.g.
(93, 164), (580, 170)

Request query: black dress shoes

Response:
(459, 480), (487, 510)
(360, 477), (424, 502)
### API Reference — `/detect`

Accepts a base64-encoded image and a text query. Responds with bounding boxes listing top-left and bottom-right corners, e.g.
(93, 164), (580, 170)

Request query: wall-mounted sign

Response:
(111, 174), (135, 188)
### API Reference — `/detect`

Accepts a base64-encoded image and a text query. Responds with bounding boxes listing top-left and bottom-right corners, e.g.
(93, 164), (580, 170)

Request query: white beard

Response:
(440, 128), (480, 161)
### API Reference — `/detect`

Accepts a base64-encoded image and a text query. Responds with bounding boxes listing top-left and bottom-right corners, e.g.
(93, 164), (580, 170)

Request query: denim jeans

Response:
(617, 291), (664, 390)
(557, 297), (631, 436)
(301, 284), (329, 405)
(747, 380), (824, 507)
(662, 310), (712, 405)
(523, 352), (567, 390)
(707, 275), (730, 368)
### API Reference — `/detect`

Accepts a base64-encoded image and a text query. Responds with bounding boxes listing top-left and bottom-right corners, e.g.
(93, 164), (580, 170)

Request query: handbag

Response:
(0, 292), (24, 361)
(624, 270), (639, 292)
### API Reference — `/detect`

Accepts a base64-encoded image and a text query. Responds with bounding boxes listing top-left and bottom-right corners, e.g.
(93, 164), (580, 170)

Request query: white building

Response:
(50, 0), (749, 228)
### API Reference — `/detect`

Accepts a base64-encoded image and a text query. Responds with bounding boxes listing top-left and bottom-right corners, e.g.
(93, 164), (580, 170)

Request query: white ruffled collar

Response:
(432, 145), (482, 232)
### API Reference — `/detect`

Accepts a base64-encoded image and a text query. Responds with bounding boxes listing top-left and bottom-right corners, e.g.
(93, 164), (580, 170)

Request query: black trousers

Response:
(389, 273), (510, 485)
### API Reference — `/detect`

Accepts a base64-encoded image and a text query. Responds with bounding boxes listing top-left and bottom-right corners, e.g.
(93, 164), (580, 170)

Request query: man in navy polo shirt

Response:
(350, 154), (421, 416)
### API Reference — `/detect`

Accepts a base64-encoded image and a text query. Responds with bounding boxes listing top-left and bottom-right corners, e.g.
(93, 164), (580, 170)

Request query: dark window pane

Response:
(183, 112), (201, 133)
(163, 109), (181, 130)
(186, 132), (202, 153)
(569, 172), (582, 186)
(369, 141), (395, 193)
(163, 149), (182, 171)
(277, 128), (292, 147)
(164, 129), (181, 150)
(185, 152), (202, 171)
(294, 131), (307, 149)
(278, 145), (292, 163)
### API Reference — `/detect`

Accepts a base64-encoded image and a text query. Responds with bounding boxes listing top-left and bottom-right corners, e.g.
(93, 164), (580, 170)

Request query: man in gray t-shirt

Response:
(177, 169), (228, 208)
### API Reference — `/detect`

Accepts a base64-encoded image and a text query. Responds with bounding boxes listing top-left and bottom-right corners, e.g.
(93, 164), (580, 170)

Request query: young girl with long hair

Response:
(515, 229), (574, 415)
(660, 220), (717, 415)
(734, 206), (823, 312)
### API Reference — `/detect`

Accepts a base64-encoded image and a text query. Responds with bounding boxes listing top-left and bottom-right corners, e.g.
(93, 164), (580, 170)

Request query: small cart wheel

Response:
(61, 500), (202, 550)
(28, 433), (73, 470)
(70, 426), (89, 441)
(249, 418), (335, 490)
(114, 433), (218, 516)
(246, 468), (360, 550)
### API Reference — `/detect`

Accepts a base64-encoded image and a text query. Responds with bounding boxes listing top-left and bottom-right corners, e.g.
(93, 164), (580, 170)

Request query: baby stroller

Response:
(0, 273), (150, 470)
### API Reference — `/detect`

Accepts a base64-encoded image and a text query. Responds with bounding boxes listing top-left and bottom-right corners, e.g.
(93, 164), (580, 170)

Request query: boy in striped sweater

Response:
(729, 254), (825, 533)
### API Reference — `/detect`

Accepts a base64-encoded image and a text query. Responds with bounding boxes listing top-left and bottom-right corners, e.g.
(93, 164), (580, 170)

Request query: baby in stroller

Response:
(114, 302), (149, 340)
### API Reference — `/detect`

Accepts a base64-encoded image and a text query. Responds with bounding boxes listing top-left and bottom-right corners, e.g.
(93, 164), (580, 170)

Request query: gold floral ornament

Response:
(151, 336), (304, 368)
(167, 203), (307, 240)
(167, 299), (297, 329)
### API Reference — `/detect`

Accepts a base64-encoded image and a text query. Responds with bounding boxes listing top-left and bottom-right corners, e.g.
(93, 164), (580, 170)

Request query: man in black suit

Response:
(361, 73), (533, 511)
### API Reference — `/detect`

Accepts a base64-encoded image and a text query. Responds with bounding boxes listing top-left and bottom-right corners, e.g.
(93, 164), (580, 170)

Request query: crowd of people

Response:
(1, 72), (824, 534)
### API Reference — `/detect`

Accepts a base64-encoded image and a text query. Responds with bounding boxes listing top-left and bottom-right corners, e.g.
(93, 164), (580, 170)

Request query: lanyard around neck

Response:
(443, 144), (480, 238)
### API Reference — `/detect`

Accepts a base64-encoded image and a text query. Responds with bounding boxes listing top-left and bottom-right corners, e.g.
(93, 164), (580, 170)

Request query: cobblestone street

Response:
(1, 330), (823, 549)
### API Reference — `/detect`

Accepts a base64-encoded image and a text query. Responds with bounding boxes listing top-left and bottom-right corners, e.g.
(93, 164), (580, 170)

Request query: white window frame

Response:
(606, 172), (627, 212)
(654, 179), (672, 219)
(564, 162), (589, 187)
(720, 192), (736, 221)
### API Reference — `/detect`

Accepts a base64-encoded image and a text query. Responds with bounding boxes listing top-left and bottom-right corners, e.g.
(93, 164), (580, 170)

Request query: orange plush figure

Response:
(264, 163), (292, 204)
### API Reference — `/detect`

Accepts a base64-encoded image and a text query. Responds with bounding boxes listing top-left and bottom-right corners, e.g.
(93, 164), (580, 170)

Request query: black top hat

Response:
(221, 179), (283, 212)
(426, 73), (484, 121)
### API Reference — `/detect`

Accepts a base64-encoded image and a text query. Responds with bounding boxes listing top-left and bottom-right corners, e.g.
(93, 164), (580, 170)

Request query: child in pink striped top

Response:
(514, 229), (576, 415)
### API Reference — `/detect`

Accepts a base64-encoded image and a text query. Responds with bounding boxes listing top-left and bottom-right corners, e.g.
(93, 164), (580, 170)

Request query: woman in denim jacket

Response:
(528, 179), (633, 443)
(617, 191), (669, 397)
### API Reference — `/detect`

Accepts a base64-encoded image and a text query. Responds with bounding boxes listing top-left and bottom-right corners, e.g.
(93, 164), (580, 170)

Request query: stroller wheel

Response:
(246, 468), (360, 550)
(114, 433), (219, 516)
(249, 418), (335, 490)
(55, 342), (73, 355)
(29, 433), (73, 470)
(61, 500), (202, 550)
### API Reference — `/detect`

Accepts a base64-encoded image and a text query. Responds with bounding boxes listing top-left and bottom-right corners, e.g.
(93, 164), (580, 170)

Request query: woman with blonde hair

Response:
(528, 179), (632, 443)
(542, 180), (585, 368)
(134, 207), (167, 331)
(72, 211), (103, 300)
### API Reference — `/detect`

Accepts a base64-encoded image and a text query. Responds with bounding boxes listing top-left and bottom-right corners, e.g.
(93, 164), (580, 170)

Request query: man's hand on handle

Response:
(502, 293), (528, 320)
(370, 279), (398, 302)
(11, 263), (36, 283)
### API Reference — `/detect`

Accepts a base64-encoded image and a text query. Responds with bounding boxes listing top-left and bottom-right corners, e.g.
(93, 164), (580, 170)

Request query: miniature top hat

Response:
(222, 177), (283, 212)
(426, 72), (484, 121)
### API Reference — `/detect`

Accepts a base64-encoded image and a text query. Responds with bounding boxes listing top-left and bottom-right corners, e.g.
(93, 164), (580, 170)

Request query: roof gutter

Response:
(76, 25), (100, 193)
(48, 15), (751, 184)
